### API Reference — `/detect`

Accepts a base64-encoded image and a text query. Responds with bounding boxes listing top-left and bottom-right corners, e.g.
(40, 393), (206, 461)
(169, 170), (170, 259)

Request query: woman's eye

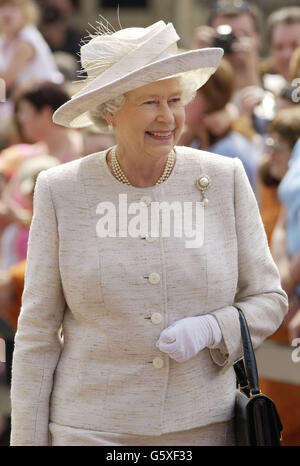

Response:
(143, 98), (181, 105)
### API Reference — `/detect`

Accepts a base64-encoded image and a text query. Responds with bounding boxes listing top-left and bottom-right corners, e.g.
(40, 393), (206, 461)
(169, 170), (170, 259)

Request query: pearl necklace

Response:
(110, 146), (176, 186)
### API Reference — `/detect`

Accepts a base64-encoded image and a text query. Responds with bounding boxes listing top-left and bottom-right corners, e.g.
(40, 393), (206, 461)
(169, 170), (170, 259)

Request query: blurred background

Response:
(36, 0), (300, 54)
(0, 0), (300, 447)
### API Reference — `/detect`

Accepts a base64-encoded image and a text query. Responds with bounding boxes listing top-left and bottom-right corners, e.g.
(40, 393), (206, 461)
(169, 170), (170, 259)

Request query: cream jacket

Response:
(10, 146), (288, 445)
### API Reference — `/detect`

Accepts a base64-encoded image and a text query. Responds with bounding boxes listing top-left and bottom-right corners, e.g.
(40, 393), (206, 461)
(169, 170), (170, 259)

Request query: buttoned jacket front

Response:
(10, 146), (288, 445)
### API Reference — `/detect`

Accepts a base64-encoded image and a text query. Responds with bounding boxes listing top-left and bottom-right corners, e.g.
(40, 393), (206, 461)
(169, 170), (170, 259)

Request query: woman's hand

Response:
(236, 86), (265, 117)
(202, 103), (239, 137)
(156, 315), (222, 363)
(193, 25), (215, 49)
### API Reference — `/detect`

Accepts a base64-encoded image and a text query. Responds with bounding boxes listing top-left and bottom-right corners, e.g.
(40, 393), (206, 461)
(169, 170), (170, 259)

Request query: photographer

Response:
(194, 0), (262, 90)
(193, 1), (270, 137)
(38, 0), (82, 61)
(179, 58), (260, 196)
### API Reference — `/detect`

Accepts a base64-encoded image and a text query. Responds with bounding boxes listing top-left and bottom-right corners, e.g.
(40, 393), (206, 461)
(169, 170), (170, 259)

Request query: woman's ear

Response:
(105, 112), (114, 127)
(103, 112), (114, 132)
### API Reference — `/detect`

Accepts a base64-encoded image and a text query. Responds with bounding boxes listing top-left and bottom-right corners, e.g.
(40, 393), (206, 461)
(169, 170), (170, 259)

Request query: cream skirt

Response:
(49, 419), (235, 446)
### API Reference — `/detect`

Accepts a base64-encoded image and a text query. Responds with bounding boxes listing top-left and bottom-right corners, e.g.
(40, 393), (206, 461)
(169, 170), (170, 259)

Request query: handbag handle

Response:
(233, 306), (261, 396)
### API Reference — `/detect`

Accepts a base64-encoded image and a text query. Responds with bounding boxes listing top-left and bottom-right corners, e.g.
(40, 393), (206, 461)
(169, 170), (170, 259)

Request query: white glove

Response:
(156, 315), (223, 363)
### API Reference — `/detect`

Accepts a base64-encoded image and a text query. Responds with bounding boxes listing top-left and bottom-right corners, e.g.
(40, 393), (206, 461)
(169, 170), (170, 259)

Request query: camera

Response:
(213, 25), (237, 54)
(280, 83), (299, 104)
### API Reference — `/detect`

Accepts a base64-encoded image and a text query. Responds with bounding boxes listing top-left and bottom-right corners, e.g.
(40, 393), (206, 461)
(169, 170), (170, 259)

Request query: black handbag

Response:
(233, 307), (283, 446)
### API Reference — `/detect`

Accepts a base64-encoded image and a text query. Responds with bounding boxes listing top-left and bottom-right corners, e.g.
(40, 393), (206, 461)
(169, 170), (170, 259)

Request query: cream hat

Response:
(53, 20), (223, 129)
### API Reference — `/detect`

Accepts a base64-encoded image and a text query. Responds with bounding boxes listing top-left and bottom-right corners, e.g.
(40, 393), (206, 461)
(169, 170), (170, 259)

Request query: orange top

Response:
(258, 182), (281, 245)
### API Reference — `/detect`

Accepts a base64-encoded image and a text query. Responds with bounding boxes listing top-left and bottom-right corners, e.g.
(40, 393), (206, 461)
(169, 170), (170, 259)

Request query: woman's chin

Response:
(144, 134), (175, 154)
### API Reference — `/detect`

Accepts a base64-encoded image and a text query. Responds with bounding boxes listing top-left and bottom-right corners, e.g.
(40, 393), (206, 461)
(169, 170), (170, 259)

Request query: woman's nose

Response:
(157, 102), (175, 123)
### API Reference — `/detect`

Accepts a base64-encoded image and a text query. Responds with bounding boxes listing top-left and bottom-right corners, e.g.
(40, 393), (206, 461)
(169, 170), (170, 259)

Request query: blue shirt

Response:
(208, 131), (260, 196)
(278, 138), (300, 294)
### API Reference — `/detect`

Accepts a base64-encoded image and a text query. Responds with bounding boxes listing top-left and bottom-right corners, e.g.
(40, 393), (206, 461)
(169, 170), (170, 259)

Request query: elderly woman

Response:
(10, 20), (288, 446)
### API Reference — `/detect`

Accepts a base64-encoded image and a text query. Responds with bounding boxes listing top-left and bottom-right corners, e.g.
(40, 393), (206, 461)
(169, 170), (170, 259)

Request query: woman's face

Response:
(110, 77), (185, 159)
(16, 99), (42, 142)
(267, 133), (292, 180)
(0, 3), (25, 36)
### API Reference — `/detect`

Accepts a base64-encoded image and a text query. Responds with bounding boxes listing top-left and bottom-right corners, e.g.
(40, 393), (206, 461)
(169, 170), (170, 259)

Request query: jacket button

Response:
(153, 357), (164, 369)
(145, 235), (158, 243)
(148, 272), (160, 284)
(140, 196), (152, 206)
(151, 312), (162, 324)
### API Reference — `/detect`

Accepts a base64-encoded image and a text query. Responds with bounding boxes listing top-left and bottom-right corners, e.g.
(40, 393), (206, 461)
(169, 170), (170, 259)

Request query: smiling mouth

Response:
(146, 130), (174, 138)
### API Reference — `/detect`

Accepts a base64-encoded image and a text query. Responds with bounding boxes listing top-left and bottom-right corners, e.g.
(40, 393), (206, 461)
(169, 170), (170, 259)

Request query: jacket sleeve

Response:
(209, 157), (288, 367)
(10, 170), (66, 446)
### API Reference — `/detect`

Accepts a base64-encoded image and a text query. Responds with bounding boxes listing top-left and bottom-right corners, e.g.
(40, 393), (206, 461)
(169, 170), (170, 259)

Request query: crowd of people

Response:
(0, 0), (299, 445)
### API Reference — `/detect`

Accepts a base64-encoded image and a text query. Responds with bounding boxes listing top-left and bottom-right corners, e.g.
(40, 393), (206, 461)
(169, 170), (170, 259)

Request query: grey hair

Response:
(88, 94), (126, 132)
(88, 74), (197, 132)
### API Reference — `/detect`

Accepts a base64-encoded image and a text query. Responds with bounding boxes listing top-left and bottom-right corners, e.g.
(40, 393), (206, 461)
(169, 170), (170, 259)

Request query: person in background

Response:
(272, 136), (300, 342)
(0, 260), (25, 333)
(257, 111), (300, 447)
(13, 81), (114, 160)
(266, 7), (300, 86)
(0, 0), (63, 138)
(0, 155), (60, 270)
(290, 47), (300, 83)
(0, 155), (58, 321)
(0, 142), (46, 249)
(267, 111), (300, 185)
(0, 0), (62, 91)
(192, 0), (264, 140)
(38, 0), (82, 61)
(276, 46), (300, 111)
(238, 7), (300, 137)
(193, 1), (274, 138)
(0, 83), (77, 271)
(180, 58), (260, 196)
(0, 82), (78, 269)
(258, 107), (300, 244)
(194, 0), (262, 91)
(13, 81), (83, 163)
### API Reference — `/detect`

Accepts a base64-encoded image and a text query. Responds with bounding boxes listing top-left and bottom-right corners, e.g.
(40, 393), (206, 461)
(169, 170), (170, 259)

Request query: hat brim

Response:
(53, 47), (223, 129)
